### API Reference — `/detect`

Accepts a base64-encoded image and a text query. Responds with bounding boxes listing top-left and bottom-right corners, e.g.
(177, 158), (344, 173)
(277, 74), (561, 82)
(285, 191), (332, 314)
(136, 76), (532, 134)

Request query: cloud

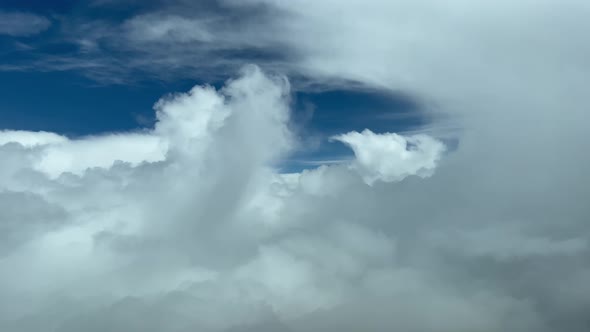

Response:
(0, 130), (67, 147)
(3, 63), (588, 331)
(0, 2), (290, 83)
(0, 11), (51, 36)
(333, 129), (445, 185)
(0, 191), (66, 255)
(1, 67), (447, 331)
(124, 14), (215, 43)
(2, 0), (590, 331)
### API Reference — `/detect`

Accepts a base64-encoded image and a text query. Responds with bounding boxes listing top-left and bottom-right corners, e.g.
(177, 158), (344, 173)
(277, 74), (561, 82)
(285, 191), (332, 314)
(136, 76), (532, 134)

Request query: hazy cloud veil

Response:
(1, 0), (590, 331)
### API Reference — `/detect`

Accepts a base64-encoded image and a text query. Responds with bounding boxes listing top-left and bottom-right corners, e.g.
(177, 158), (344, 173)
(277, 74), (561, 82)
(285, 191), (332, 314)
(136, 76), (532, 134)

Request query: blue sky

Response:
(0, 0), (428, 168)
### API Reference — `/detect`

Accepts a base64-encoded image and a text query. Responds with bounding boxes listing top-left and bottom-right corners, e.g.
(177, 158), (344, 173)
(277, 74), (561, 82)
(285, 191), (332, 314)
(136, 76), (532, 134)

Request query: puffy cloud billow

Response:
(333, 130), (445, 185)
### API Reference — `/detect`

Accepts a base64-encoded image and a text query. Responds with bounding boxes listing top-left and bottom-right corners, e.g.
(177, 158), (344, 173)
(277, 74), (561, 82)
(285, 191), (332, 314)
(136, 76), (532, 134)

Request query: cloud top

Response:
(333, 129), (445, 185)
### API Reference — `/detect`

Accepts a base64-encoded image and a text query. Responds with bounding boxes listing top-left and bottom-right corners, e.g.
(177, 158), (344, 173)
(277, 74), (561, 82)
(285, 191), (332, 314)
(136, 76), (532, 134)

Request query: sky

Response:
(0, 1), (589, 331)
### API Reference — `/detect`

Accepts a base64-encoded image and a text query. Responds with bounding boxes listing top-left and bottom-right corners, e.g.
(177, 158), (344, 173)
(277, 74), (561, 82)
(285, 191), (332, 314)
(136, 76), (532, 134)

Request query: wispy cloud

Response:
(0, 11), (51, 36)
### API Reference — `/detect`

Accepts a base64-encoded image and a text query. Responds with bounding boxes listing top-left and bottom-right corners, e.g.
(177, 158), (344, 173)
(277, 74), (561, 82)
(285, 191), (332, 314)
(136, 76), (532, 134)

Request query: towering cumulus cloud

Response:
(0, 66), (449, 332)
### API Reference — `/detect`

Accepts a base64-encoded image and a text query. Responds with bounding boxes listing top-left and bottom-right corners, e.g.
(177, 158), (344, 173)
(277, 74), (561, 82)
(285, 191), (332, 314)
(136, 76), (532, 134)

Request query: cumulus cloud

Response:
(333, 129), (445, 185)
(0, 11), (51, 36)
(0, 67), (453, 331)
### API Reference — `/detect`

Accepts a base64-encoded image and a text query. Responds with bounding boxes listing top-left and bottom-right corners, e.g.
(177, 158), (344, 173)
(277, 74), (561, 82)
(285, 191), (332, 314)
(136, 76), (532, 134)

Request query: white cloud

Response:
(333, 129), (445, 185)
(35, 134), (167, 178)
(0, 130), (67, 147)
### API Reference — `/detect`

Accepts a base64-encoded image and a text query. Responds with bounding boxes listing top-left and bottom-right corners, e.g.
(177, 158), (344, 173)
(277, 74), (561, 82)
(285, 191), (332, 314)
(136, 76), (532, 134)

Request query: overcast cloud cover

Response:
(1, 0), (590, 331)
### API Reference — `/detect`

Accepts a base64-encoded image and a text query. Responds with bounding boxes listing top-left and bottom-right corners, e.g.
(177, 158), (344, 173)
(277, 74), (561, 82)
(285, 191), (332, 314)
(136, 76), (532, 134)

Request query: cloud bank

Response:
(0, 67), (454, 331)
(3, 62), (589, 331)
(2, 0), (590, 331)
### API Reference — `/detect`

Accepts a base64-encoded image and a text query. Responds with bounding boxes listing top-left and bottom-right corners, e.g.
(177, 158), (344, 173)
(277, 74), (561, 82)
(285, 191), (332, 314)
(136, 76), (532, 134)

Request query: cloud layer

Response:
(0, 67), (455, 331)
(2, 61), (589, 331)
(2, 0), (590, 331)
